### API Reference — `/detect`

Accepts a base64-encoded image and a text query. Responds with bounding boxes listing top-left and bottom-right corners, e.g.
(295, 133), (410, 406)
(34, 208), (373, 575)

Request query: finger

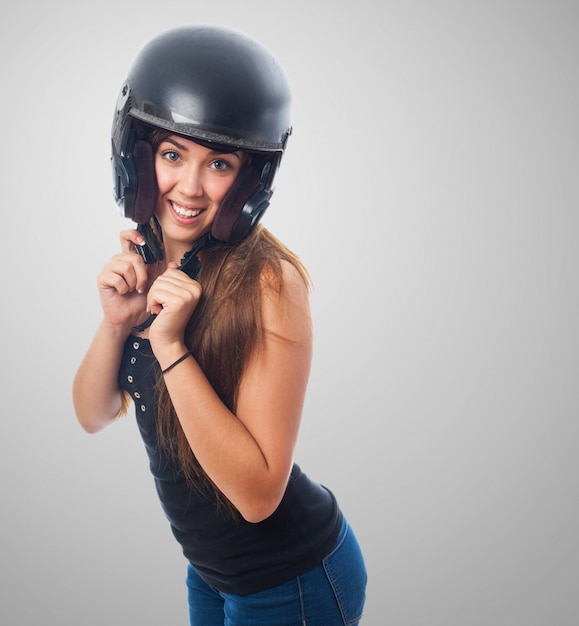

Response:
(146, 278), (201, 315)
(119, 229), (146, 254)
(98, 267), (133, 296)
(153, 272), (203, 297)
(99, 256), (145, 295)
(161, 266), (199, 283)
(116, 251), (149, 293)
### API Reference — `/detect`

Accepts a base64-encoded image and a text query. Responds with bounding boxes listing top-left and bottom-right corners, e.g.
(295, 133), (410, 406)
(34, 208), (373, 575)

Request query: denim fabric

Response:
(186, 518), (367, 625)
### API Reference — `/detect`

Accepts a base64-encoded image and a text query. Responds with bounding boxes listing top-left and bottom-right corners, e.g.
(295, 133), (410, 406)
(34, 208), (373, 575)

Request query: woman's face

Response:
(154, 134), (245, 255)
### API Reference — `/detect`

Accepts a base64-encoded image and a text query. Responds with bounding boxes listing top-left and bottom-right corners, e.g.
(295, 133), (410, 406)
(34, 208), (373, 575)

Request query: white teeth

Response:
(172, 202), (201, 218)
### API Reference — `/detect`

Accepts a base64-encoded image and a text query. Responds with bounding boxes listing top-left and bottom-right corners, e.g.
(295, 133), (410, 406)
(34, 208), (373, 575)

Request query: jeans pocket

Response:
(322, 521), (367, 625)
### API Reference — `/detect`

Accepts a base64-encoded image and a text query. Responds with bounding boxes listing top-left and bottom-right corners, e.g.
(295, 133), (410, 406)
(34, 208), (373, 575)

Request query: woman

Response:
(73, 24), (367, 625)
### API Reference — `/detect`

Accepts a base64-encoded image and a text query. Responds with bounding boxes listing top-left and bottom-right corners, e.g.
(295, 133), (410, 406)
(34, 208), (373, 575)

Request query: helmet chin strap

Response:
(178, 231), (217, 278)
(131, 232), (217, 333)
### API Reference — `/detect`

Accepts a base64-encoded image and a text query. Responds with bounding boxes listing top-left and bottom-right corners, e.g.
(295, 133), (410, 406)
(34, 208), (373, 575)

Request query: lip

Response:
(169, 200), (205, 224)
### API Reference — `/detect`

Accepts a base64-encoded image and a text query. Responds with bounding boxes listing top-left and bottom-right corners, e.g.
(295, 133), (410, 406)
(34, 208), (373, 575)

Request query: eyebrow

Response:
(163, 137), (242, 159)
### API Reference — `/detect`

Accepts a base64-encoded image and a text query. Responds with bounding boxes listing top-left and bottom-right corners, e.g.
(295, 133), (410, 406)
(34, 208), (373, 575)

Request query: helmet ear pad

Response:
(132, 139), (158, 224)
(211, 165), (271, 243)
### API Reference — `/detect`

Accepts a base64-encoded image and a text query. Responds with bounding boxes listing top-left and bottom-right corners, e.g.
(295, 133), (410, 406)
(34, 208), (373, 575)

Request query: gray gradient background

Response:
(1, 1), (577, 624)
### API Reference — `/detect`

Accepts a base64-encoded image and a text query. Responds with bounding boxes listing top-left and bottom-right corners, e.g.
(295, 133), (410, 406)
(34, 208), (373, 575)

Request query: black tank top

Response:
(119, 335), (342, 595)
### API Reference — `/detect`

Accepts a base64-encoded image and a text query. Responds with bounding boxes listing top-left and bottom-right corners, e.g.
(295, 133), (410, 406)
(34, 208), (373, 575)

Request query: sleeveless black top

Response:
(119, 335), (342, 595)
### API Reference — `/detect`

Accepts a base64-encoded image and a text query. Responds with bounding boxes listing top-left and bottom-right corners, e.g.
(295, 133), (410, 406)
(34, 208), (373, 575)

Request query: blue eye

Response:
(161, 150), (180, 162)
(211, 159), (231, 171)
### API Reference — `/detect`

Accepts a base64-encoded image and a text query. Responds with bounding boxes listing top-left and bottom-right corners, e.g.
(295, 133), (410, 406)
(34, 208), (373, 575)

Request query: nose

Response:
(177, 163), (204, 197)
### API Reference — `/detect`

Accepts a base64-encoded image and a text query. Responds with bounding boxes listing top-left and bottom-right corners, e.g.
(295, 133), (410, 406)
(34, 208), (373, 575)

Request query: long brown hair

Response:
(155, 225), (311, 513)
(124, 124), (310, 513)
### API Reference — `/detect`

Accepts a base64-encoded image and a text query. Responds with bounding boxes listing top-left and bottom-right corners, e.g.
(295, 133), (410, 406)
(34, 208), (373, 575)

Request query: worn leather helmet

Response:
(111, 25), (292, 242)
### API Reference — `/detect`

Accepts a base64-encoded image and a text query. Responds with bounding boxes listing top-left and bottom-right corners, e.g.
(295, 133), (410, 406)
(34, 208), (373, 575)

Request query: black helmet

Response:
(111, 25), (292, 243)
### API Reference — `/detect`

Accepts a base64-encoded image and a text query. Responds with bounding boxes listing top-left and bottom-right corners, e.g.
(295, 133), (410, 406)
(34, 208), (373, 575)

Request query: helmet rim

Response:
(128, 108), (291, 153)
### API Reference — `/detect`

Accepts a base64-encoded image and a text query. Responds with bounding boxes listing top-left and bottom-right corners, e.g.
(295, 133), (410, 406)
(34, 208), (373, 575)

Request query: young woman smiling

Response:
(73, 24), (367, 626)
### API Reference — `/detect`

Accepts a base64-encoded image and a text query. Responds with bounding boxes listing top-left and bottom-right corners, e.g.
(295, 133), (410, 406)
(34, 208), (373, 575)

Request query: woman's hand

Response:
(147, 263), (203, 353)
(74, 228), (161, 433)
(97, 229), (157, 330)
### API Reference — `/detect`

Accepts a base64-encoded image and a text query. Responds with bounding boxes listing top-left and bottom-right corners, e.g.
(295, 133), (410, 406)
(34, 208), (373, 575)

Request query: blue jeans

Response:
(186, 518), (367, 625)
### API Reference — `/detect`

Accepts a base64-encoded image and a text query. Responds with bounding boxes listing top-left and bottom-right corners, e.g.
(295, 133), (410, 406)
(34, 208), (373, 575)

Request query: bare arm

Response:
(148, 261), (312, 523)
(72, 321), (132, 432)
(72, 229), (153, 433)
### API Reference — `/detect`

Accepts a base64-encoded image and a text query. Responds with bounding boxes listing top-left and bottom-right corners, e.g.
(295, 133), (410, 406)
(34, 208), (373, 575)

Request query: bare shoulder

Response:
(260, 260), (312, 344)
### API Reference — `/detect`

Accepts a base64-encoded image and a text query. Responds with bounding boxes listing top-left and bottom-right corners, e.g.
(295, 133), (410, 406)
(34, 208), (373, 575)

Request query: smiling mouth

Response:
(171, 201), (203, 218)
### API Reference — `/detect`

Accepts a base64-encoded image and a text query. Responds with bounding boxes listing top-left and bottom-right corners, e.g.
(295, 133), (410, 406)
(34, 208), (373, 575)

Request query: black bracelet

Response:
(161, 350), (192, 375)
